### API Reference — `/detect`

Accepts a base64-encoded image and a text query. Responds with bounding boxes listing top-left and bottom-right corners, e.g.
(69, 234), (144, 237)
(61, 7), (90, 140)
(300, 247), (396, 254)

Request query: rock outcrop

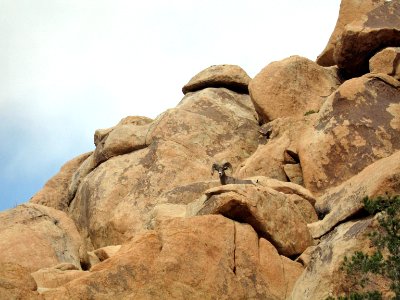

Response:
(317, 0), (386, 67)
(40, 216), (303, 299)
(196, 184), (313, 257)
(3, 1), (400, 298)
(299, 73), (400, 195)
(68, 85), (260, 250)
(334, 0), (400, 77)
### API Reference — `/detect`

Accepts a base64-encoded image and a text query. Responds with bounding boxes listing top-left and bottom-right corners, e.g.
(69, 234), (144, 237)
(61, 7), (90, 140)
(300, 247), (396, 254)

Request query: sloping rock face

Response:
(0, 203), (84, 272)
(309, 150), (400, 239)
(30, 152), (91, 211)
(317, 0), (385, 67)
(249, 56), (340, 122)
(41, 215), (303, 300)
(369, 47), (400, 80)
(334, 0), (400, 77)
(68, 87), (260, 250)
(299, 73), (400, 195)
(182, 64), (251, 94)
(289, 218), (391, 300)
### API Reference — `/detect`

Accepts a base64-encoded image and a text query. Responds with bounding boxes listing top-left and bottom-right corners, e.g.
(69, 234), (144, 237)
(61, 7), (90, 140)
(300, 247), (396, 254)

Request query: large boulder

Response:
(30, 152), (91, 211)
(333, 0), (400, 77)
(0, 203), (84, 272)
(317, 0), (386, 67)
(299, 73), (400, 195)
(68, 87), (260, 249)
(182, 64), (251, 94)
(249, 56), (340, 122)
(196, 184), (313, 256)
(369, 47), (400, 80)
(40, 215), (303, 299)
(290, 217), (391, 299)
(308, 150), (400, 239)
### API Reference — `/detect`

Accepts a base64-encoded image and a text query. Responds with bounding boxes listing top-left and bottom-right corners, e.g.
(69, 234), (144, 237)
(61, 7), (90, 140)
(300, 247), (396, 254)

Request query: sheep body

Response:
(211, 162), (254, 185)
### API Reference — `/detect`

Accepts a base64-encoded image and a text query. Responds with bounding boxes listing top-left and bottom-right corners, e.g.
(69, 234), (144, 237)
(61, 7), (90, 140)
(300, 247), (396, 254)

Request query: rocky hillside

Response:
(2, 1), (400, 299)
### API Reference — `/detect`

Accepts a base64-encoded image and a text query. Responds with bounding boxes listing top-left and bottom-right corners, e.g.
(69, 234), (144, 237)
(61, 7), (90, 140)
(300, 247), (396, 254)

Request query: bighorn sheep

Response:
(211, 162), (254, 185)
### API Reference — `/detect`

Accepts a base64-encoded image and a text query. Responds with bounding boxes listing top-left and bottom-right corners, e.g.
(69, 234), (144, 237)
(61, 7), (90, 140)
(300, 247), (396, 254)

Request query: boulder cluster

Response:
(1, 0), (400, 299)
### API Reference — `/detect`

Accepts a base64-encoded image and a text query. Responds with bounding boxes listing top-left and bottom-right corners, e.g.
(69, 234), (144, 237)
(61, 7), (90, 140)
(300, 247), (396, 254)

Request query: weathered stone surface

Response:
(0, 203), (84, 272)
(317, 0), (385, 66)
(259, 238), (304, 300)
(253, 176), (316, 207)
(93, 245), (122, 262)
(182, 64), (251, 94)
(31, 266), (87, 291)
(287, 194), (318, 224)
(290, 217), (391, 299)
(369, 47), (400, 80)
(30, 152), (91, 211)
(309, 150), (400, 239)
(249, 56), (340, 122)
(68, 88), (260, 249)
(40, 215), (302, 299)
(237, 116), (314, 182)
(299, 73), (400, 195)
(93, 116), (153, 166)
(283, 163), (304, 186)
(334, 0), (400, 77)
(0, 262), (40, 300)
(197, 184), (313, 256)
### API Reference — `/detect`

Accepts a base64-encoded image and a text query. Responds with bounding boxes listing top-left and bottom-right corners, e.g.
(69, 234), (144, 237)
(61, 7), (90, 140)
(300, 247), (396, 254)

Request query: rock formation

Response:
(2, 1), (400, 299)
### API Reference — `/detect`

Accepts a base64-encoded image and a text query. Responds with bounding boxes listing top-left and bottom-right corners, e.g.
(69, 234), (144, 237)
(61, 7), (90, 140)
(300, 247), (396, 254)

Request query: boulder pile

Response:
(2, 0), (400, 299)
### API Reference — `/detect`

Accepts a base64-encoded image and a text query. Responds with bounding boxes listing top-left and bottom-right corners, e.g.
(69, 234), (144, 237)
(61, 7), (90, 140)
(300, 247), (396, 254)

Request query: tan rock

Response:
(30, 152), (91, 211)
(237, 133), (290, 182)
(283, 163), (304, 186)
(290, 217), (391, 299)
(197, 184), (313, 256)
(237, 116), (314, 183)
(41, 215), (302, 299)
(317, 0), (385, 66)
(309, 150), (400, 239)
(0, 203), (84, 272)
(253, 176), (316, 207)
(182, 64), (251, 94)
(31, 266), (88, 291)
(334, 0), (400, 76)
(299, 73), (400, 195)
(0, 262), (40, 300)
(249, 56), (340, 122)
(287, 194), (318, 224)
(369, 47), (400, 80)
(68, 88), (260, 249)
(93, 245), (122, 262)
(93, 116), (153, 166)
(259, 238), (304, 300)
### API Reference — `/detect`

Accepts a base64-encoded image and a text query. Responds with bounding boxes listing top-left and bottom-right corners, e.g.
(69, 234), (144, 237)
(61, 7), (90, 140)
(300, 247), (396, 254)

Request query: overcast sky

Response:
(0, 0), (341, 211)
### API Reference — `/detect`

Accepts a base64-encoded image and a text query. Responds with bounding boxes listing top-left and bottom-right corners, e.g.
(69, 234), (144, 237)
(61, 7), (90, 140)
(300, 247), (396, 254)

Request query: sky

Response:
(0, 0), (341, 211)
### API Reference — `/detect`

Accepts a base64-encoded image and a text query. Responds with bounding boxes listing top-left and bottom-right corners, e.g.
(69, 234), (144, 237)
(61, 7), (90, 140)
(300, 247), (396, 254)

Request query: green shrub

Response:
(328, 195), (400, 300)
